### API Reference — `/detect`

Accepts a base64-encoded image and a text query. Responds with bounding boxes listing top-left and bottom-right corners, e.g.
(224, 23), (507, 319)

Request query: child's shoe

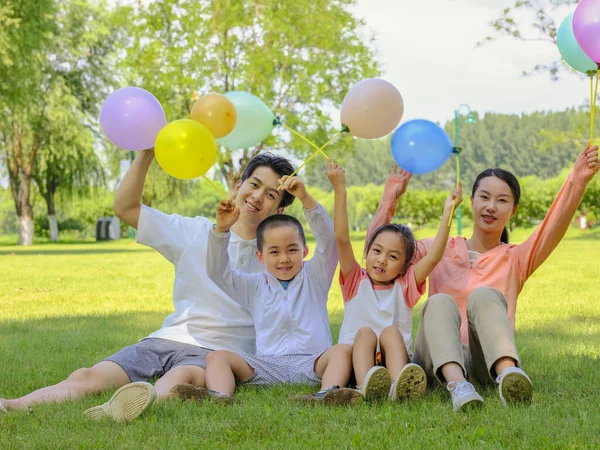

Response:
(447, 380), (484, 412)
(389, 363), (427, 401)
(358, 366), (392, 401)
(294, 386), (363, 405)
(83, 382), (156, 422)
(496, 367), (533, 406)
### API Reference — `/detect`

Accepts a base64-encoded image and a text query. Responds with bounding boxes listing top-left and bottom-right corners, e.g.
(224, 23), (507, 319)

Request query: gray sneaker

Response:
(294, 386), (364, 406)
(358, 366), (392, 401)
(496, 367), (533, 406)
(169, 384), (233, 405)
(389, 363), (427, 401)
(447, 381), (484, 412)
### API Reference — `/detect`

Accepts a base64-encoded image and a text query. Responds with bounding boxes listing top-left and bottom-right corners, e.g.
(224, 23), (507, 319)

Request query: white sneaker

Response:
(389, 363), (427, 401)
(83, 382), (156, 422)
(447, 381), (484, 412)
(496, 367), (533, 406)
(358, 366), (392, 401)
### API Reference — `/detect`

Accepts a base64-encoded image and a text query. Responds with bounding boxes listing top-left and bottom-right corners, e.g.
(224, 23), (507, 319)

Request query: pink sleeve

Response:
(339, 261), (364, 303)
(516, 169), (588, 281)
(364, 175), (402, 254)
(414, 238), (433, 264)
(400, 265), (427, 308)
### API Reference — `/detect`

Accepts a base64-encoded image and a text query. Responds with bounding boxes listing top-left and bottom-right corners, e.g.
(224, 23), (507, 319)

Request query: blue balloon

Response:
(390, 119), (453, 175)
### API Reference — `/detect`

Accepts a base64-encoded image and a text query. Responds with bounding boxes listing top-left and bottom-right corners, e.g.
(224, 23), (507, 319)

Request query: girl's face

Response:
(471, 176), (518, 234)
(365, 231), (407, 285)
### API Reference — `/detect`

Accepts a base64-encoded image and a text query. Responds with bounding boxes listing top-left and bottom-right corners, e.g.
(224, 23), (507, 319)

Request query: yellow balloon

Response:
(190, 93), (237, 139)
(155, 119), (217, 180)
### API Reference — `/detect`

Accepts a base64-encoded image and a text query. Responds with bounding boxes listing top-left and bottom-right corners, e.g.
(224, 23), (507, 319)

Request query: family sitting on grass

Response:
(1, 143), (598, 421)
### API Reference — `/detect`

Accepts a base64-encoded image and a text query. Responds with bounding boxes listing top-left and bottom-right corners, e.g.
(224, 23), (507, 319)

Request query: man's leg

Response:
(1, 361), (130, 411)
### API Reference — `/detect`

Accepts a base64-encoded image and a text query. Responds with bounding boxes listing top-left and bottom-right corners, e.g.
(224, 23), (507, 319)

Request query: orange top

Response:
(368, 162), (589, 343)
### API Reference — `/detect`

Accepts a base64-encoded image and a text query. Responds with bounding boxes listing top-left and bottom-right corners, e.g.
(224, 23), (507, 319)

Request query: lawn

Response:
(1, 227), (599, 449)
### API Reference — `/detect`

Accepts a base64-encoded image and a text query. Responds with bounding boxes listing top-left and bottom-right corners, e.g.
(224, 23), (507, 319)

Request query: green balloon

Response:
(557, 12), (598, 75)
(217, 91), (275, 149)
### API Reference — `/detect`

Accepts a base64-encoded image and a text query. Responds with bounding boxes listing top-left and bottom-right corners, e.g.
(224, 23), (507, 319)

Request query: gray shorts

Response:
(241, 353), (323, 387)
(104, 338), (212, 382)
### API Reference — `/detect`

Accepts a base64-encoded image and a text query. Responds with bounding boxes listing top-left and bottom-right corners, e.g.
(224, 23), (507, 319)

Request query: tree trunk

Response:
(48, 215), (59, 242)
(18, 212), (33, 246)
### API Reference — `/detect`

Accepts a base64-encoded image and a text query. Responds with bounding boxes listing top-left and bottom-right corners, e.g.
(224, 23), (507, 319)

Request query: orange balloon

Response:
(190, 93), (237, 139)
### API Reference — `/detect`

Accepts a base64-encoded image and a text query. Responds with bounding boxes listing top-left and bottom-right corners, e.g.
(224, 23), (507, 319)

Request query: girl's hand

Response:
(444, 182), (463, 214)
(326, 159), (346, 190)
(215, 200), (239, 233)
(389, 165), (412, 199)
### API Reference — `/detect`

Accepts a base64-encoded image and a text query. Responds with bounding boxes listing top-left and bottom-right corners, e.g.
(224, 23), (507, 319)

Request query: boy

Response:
(0, 151), (297, 421)
(194, 175), (362, 405)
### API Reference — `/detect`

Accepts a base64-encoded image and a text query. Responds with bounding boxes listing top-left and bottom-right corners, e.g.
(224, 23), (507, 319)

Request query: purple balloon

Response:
(573, 0), (600, 64)
(99, 87), (167, 151)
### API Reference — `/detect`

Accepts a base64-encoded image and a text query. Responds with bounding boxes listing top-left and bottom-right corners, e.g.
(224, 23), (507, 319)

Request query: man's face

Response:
(233, 166), (284, 228)
(256, 225), (308, 281)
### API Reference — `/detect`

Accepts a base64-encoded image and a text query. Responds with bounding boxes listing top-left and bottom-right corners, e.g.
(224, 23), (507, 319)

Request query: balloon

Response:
(99, 87), (167, 151)
(558, 13), (598, 74)
(340, 78), (404, 139)
(217, 91), (275, 149)
(190, 93), (237, 139)
(390, 120), (453, 175)
(154, 119), (217, 180)
(573, 0), (600, 64)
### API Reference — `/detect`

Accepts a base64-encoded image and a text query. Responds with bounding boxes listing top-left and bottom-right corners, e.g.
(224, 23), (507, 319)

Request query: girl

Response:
(326, 160), (462, 401)
(369, 144), (600, 412)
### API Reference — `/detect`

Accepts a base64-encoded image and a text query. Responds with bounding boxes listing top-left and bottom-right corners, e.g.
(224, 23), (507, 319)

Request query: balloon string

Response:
(591, 73), (599, 145)
(447, 155), (460, 227)
(203, 175), (229, 200)
(279, 123), (329, 159)
(279, 132), (342, 189)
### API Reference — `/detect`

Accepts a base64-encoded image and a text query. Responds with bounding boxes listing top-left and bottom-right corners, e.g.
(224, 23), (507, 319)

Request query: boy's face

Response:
(233, 166), (284, 229)
(256, 225), (308, 281)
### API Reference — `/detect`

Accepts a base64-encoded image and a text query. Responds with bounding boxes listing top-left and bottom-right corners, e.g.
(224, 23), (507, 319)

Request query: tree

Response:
(0, 0), (118, 245)
(478, 0), (579, 80)
(117, 0), (379, 192)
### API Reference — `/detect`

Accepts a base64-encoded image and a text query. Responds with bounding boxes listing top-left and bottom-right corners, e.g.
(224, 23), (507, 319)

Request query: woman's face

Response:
(471, 176), (518, 234)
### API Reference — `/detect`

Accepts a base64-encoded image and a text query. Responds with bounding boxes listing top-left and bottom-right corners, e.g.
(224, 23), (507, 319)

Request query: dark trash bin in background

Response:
(96, 216), (121, 241)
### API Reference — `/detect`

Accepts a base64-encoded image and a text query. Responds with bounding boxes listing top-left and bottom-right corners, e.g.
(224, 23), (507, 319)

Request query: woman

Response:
(368, 144), (599, 412)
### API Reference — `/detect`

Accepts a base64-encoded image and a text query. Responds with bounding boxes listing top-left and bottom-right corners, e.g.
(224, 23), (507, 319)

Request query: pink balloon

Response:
(99, 87), (167, 151)
(340, 78), (404, 139)
(573, 0), (600, 64)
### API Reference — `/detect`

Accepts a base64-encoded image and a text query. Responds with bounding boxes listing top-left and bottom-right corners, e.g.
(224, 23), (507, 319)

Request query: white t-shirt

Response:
(337, 262), (425, 356)
(136, 205), (263, 354)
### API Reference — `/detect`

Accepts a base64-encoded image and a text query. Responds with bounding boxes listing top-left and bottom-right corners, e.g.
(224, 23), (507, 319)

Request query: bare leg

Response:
(205, 351), (254, 397)
(441, 363), (467, 383)
(494, 357), (517, 377)
(314, 344), (353, 389)
(352, 327), (378, 386)
(1, 361), (130, 411)
(379, 326), (409, 380)
(154, 365), (206, 400)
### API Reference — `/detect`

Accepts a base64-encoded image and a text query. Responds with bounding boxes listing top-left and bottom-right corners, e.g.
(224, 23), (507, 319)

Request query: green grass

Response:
(1, 228), (600, 449)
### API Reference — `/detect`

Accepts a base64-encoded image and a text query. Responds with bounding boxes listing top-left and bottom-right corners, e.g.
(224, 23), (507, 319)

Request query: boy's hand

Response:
(215, 199), (239, 233)
(389, 165), (412, 199)
(326, 159), (346, 190)
(278, 175), (308, 201)
(444, 182), (463, 214)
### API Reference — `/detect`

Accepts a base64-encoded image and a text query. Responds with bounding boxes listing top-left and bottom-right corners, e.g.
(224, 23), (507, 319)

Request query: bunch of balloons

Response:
(557, 0), (600, 75)
(99, 88), (277, 181)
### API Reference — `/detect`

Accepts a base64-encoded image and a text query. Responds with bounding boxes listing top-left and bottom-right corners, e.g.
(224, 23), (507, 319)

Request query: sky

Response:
(348, 0), (589, 126)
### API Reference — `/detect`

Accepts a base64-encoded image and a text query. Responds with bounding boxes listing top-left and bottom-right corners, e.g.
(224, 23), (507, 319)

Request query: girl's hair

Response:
(472, 168), (521, 244)
(364, 224), (416, 276)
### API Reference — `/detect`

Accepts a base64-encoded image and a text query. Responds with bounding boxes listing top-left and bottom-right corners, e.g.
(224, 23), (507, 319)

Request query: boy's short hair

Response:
(241, 152), (296, 208)
(256, 215), (306, 251)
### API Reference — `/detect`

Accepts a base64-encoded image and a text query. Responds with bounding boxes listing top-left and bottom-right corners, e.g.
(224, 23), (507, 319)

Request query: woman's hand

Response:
(575, 144), (600, 183)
